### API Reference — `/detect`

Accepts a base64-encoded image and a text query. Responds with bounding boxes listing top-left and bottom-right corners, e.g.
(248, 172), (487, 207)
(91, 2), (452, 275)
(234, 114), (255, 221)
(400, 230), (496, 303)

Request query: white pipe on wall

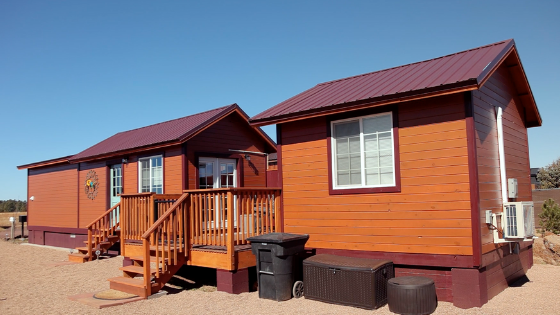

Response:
(496, 107), (508, 204)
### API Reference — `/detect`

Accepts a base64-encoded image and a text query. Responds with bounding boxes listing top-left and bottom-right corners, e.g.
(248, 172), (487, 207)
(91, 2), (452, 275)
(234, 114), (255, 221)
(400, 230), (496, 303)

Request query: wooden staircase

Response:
(108, 193), (190, 298)
(68, 202), (121, 263)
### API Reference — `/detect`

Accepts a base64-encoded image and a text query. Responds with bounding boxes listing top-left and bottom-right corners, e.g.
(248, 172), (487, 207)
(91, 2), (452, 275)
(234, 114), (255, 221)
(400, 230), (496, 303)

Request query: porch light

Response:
(244, 154), (251, 161)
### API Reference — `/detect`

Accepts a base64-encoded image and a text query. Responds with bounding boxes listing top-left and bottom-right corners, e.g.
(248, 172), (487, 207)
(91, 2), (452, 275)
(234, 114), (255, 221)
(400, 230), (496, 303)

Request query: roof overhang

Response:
(250, 39), (542, 128)
(68, 105), (277, 164)
(17, 155), (73, 170)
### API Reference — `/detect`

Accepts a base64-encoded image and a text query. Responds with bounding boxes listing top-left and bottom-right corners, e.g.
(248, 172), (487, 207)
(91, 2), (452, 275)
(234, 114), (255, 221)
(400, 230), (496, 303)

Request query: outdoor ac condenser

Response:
(492, 201), (535, 242)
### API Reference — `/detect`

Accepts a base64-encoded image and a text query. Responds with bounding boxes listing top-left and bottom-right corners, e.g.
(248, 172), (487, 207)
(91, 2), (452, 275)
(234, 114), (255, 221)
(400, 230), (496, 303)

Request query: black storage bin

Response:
(387, 276), (437, 315)
(303, 254), (394, 309)
(247, 233), (309, 301)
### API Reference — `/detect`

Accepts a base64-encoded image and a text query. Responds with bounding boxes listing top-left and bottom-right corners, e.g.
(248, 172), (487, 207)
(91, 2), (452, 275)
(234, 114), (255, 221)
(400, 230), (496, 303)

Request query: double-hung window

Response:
(331, 112), (396, 190)
(139, 155), (163, 193)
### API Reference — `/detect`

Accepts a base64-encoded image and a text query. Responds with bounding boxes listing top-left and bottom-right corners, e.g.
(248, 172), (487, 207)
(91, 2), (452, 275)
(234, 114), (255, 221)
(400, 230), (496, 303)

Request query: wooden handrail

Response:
(119, 192), (155, 197)
(142, 193), (190, 239)
(86, 202), (121, 229)
(183, 187), (282, 193)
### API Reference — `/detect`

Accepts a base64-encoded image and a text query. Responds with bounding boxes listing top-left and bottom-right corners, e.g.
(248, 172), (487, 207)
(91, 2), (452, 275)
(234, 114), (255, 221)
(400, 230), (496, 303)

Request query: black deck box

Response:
(303, 254), (394, 309)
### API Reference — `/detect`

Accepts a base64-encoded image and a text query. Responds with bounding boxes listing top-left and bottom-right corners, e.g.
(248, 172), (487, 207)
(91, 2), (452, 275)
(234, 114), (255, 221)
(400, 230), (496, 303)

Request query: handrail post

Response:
(87, 228), (92, 261)
(149, 194), (155, 246)
(226, 190), (235, 270)
(274, 190), (282, 233)
(143, 238), (151, 297)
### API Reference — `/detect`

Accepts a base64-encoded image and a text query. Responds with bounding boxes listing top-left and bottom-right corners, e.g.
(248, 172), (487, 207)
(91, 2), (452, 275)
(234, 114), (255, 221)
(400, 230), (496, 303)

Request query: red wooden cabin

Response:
(18, 104), (279, 296)
(251, 39), (541, 308)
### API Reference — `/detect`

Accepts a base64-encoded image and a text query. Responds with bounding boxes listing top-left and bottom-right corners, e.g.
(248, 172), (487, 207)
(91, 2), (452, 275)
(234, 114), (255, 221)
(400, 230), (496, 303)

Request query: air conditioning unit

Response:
(492, 201), (535, 242)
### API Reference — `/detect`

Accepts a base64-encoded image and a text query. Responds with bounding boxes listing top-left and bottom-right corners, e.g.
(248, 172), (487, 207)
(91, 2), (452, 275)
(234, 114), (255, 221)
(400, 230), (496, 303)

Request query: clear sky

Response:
(1, 1), (559, 200)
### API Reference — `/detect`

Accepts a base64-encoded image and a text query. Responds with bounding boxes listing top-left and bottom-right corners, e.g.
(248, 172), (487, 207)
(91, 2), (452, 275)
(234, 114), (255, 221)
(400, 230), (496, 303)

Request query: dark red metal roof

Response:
(70, 104), (249, 162)
(251, 39), (517, 125)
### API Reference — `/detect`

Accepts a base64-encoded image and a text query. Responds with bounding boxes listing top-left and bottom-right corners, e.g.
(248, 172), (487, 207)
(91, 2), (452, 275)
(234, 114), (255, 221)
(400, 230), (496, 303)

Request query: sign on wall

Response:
(84, 170), (99, 200)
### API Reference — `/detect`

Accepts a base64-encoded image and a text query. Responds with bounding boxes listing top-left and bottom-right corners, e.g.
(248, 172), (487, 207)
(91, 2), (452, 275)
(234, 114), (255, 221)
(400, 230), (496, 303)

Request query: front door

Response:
(110, 164), (122, 223)
(198, 158), (237, 226)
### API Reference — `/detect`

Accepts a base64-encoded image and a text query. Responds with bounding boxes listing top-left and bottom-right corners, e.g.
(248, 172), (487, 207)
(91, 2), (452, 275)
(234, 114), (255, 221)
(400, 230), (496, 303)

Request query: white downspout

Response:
(496, 107), (508, 204)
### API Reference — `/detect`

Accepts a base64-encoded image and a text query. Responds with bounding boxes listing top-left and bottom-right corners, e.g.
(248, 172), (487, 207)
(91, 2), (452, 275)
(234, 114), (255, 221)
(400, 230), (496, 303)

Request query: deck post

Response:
(143, 238), (151, 297)
(226, 191), (235, 270)
(149, 194), (155, 246)
(274, 190), (282, 232)
(87, 229), (92, 261)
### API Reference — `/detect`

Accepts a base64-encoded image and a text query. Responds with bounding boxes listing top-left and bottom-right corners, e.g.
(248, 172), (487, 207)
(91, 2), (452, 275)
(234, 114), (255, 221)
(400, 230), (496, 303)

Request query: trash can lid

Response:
(247, 233), (309, 244)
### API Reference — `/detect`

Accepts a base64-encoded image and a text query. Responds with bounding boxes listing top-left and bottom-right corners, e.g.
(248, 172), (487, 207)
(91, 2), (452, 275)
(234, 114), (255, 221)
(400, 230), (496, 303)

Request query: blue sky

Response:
(1, 1), (559, 200)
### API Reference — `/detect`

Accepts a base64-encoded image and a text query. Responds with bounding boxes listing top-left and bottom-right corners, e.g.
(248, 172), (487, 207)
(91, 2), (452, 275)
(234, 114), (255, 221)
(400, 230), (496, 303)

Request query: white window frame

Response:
(331, 112), (396, 190)
(138, 155), (163, 193)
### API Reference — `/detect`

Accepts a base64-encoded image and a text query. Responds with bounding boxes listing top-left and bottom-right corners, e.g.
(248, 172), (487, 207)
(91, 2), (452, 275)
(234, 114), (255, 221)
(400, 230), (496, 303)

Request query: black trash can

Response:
(247, 233), (309, 301)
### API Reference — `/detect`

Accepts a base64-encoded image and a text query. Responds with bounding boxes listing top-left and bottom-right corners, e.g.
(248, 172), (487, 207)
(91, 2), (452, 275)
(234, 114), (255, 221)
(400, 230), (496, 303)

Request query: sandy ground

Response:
(1, 240), (559, 315)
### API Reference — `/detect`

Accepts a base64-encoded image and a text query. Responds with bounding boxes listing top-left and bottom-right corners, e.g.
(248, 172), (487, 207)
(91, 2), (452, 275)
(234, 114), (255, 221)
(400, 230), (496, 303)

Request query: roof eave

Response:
(250, 80), (479, 127)
(476, 40), (542, 128)
(17, 155), (74, 170)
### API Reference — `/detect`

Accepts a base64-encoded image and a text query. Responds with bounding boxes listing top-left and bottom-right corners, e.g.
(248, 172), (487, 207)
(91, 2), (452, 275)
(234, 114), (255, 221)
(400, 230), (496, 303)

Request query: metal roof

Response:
(251, 39), (532, 126)
(69, 104), (275, 162)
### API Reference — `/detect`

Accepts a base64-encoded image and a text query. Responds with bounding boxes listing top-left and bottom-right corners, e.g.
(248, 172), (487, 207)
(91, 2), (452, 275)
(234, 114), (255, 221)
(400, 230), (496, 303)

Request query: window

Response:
(139, 156), (163, 193)
(331, 112), (396, 190)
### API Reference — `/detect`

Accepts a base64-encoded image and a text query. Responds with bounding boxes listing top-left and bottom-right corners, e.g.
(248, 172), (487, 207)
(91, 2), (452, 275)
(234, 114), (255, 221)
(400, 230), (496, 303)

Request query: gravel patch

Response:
(1, 239), (559, 314)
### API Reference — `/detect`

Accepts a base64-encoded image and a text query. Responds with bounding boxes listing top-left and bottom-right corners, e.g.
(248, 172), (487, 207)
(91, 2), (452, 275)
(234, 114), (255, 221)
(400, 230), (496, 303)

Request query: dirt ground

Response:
(1, 239), (559, 315)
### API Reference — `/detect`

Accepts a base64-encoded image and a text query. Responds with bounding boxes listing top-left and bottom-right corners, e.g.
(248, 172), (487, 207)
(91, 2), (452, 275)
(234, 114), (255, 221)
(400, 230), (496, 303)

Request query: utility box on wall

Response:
(508, 178), (518, 199)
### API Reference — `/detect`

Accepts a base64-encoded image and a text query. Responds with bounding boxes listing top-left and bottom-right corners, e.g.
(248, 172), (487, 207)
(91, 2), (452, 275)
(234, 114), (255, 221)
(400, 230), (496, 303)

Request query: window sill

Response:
(329, 185), (401, 195)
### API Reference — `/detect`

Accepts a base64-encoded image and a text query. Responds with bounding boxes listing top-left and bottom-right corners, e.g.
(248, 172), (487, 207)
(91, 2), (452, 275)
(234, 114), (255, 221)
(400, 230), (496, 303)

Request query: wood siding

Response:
(78, 161), (107, 227)
(28, 164), (78, 228)
(280, 93), (473, 257)
(123, 157), (138, 195)
(187, 112), (268, 189)
(164, 146), (183, 194)
(473, 65), (533, 255)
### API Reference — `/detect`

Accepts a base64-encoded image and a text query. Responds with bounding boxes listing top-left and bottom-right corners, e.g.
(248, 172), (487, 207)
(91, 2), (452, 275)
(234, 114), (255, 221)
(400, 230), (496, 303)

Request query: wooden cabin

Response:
(18, 104), (279, 296)
(250, 39), (542, 308)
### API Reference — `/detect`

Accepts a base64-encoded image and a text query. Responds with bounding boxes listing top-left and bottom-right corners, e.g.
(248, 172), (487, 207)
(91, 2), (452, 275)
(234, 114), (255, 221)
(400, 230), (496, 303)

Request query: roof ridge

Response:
(317, 39), (512, 87)
(113, 103), (237, 135)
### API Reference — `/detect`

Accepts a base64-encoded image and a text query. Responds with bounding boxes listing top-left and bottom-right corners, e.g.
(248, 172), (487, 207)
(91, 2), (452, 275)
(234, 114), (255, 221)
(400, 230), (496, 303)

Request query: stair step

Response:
(120, 265), (157, 275)
(75, 246), (89, 252)
(108, 277), (148, 297)
(68, 253), (89, 263)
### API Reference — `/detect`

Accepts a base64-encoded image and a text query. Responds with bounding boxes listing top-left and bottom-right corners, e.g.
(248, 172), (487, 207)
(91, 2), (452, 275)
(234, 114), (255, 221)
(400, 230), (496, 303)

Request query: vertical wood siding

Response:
(78, 161), (107, 227)
(281, 94), (473, 256)
(187, 113), (268, 189)
(473, 65), (532, 255)
(28, 164), (78, 228)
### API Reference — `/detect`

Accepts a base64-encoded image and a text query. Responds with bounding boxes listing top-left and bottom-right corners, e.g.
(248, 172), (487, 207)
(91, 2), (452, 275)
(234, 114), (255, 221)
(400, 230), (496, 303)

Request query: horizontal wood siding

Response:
(164, 146), (183, 194)
(78, 161), (107, 227)
(473, 65), (533, 255)
(187, 112), (268, 189)
(281, 93), (473, 256)
(28, 164), (78, 228)
(123, 157), (138, 194)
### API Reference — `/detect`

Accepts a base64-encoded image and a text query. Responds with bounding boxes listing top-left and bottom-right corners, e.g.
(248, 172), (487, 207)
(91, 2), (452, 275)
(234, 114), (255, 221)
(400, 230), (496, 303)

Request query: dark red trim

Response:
(326, 105), (401, 195)
(106, 165), (111, 210)
(136, 151), (165, 160)
(481, 240), (532, 267)
(314, 247), (474, 268)
(181, 143), (187, 191)
(77, 163), (80, 228)
(276, 124), (284, 230)
(28, 225), (88, 234)
(465, 91), (482, 268)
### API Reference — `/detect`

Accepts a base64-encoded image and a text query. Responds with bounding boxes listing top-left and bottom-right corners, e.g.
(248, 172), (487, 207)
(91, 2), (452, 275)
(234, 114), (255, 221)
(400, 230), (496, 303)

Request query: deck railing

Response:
(120, 193), (182, 253)
(120, 188), (282, 271)
(85, 202), (121, 261)
(186, 188), (282, 248)
(141, 193), (190, 296)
